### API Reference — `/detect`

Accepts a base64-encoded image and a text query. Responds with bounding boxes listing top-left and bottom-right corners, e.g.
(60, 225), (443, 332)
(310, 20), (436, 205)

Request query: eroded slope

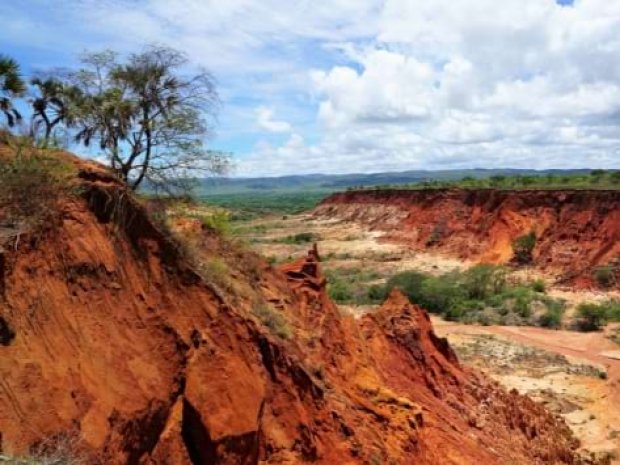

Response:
(0, 159), (604, 464)
(316, 189), (620, 287)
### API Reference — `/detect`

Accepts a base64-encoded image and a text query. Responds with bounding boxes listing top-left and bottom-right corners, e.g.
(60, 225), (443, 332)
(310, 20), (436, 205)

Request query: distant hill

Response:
(196, 168), (594, 195)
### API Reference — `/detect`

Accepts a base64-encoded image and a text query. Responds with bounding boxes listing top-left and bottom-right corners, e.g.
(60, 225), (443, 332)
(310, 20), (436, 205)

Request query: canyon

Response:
(0, 153), (607, 464)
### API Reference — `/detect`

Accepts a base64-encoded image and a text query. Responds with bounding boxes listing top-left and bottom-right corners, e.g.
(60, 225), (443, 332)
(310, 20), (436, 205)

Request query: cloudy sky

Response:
(2, 0), (620, 176)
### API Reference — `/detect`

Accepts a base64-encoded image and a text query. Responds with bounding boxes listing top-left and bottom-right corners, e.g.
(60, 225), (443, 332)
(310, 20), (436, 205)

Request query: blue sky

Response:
(2, 0), (619, 176)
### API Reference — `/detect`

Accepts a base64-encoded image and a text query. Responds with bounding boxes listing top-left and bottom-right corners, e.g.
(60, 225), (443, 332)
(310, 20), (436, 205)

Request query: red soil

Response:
(316, 189), (620, 288)
(0, 158), (606, 464)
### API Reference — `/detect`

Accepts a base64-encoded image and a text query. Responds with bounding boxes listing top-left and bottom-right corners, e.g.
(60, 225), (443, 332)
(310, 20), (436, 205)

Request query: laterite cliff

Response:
(0, 156), (605, 464)
(316, 189), (620, 287)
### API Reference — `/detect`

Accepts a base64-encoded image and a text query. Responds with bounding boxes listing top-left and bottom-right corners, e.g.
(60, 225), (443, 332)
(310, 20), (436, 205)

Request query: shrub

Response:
(277, 232), (317, 244)
(376, 266), (564, 327)
(0, 143), (75, 231)
(367, 284), (388, 303)
(253, 304), (291, 339)
(531, 279), (546, 293)
(197, 210), (231, 237)
(538, 303), (564, 329)
(512, 231), (536, 264)
(593, 265), (616, 288)
(575, 303), (608, 331)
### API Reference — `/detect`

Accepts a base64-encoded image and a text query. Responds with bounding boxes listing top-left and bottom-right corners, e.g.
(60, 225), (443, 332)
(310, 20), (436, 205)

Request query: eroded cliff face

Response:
(0, 159), (604, 464)
(316, 189), (620, 287)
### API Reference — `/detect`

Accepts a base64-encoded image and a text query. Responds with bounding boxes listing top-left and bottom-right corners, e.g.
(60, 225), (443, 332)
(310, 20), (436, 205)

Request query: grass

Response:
(0, 140), (76, 233)
(253, 304), (292, 339)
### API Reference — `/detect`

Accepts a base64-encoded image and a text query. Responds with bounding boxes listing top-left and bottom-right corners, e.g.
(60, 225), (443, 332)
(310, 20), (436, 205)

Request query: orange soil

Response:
(0, 156), (606, 464)
(316, 189), (620, 288)
(434, 320), (620, 462)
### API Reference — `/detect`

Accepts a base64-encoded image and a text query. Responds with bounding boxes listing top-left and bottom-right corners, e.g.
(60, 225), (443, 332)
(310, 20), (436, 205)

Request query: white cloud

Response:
(256, 106), (292, 133)
(237, 0), (620, 175)
(5, 0), (620, 176)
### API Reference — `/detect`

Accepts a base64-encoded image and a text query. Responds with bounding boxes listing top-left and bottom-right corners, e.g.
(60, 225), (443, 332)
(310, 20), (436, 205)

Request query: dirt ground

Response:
(236, 211), (620, 461)
(434, 320), (620, 461)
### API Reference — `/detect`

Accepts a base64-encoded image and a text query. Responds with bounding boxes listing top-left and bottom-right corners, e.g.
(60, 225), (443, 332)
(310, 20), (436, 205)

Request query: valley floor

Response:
(232, 209), (620, 462)
(434, 319), (620, 461)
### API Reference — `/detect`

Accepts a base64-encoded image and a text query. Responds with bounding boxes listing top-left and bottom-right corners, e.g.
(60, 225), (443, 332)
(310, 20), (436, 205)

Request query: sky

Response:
(1, 0), (619, 177)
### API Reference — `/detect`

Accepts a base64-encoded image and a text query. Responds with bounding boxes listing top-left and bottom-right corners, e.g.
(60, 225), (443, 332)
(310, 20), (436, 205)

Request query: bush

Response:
(593, 265), (616, 288)
(277, 232), (317, 244)
(0, 143), (75, 231)
(512, 231), (536, 264)
(538, 302), (564, 329)
(575, 303), (608, 331)
(253, 304), (291, 339)
(531, 279), (546, 293)
(376, 266), (565, 327)
(198, 210), (231, 236)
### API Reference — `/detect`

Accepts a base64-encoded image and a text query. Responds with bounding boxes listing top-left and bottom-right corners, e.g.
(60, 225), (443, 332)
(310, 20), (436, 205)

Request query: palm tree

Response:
(31, 77), (82, 145)
(0, 55), (26, 127)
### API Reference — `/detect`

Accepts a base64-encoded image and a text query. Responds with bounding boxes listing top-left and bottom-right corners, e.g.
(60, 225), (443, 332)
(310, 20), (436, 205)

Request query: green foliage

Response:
(512, 231), (536, 264)
(373, 265), (565, 326)
(276, 232), (318, 244)
(0, 55), (26, 127)
(575, 303), (609, 331)
(531, 279), (546, 293)
(66, 46), (229, 193)
(593, 265), (616, 288)
(253, 304), (291, 339)
(573, 300), (620, 331)
(200, 191), (328, 217)
(195, 210), (231, 236)
(326, 268), (382, 304)
(0, 142), (75, 230)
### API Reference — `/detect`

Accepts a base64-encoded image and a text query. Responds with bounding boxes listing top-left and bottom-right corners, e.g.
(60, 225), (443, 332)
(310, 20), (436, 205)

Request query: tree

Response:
(512, 231), (536, 264)
(0, 55), (26, 127)
(30, 76), (82, 146)
(70, 46), (229, 193)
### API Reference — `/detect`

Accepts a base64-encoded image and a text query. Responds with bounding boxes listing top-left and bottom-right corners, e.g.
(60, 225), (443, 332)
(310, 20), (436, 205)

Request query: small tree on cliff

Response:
(71, 46), (229, 193)
(512, 231), (536, 265)
(0, 55), (26, 127)
(30, 76), (83, 146)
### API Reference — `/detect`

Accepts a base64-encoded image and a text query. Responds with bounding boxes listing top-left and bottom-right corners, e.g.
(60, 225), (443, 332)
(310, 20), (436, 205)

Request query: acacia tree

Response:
(0, 55), (26, 127)
(71, 46), (229, 192)
(30, 76), (82, 146)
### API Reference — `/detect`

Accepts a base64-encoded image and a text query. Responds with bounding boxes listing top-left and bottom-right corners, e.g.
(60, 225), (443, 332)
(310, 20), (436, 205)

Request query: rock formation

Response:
(0, 154), (605, 464)
(316, 189), (620, 288)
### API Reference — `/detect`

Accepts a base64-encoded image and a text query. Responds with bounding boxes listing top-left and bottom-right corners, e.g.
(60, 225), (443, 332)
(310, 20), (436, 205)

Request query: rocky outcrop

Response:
(0, 155), (605, 464)
(316, 189), (620, 287)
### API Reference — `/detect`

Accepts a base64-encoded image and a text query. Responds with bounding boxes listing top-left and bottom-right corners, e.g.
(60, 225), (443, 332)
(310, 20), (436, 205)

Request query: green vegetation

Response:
(348, 170), (620, 191)
(1, 49), (229, 194)
(593, 265), (617, 288)
(0, 139), (76, 231)
(365, 265), (566, 327)
(275, 232), (318, 244)
(200, 191), (328, 217)
(325, 268), (382, 305)
(573, 300), (620, 331)
(0, 55), (26, 127)
(253, 304), (292, 339)
(512, 231), (537, 264)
